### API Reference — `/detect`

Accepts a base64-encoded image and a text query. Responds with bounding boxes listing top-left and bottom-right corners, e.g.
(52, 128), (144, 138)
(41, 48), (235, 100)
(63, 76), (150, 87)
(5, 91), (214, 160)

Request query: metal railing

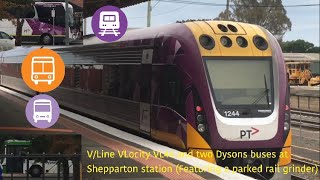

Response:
(291, 93), (320, 111)
(290, 93), (320, 144)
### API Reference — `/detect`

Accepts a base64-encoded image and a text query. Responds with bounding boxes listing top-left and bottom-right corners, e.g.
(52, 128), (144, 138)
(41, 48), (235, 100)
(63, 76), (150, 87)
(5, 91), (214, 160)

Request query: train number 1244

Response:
(224, 110), (240, 117)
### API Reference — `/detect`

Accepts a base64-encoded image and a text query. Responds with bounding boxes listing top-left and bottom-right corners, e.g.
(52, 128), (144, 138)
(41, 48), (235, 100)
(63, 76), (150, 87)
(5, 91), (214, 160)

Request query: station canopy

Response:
(283, 53), (320, 62)
(83, 0), (148, 17)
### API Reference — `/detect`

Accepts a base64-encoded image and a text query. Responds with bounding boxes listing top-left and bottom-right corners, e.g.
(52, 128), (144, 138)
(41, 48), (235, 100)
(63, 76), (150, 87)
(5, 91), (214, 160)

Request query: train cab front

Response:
(184, 21), (291, 179)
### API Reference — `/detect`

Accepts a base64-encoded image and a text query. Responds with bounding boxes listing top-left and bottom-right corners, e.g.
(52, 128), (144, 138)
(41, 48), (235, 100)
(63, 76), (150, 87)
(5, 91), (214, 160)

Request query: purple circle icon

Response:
(25, 94), (60, 129)
(91, 5), (128, 42)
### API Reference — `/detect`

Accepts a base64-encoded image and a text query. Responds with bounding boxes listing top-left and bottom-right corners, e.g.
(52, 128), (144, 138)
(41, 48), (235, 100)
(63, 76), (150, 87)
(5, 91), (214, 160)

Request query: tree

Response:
(281, 39), (320, 53)
(306, 46), (320, 53)
(0, 0), (34, 46)
(215, 0), (292, 40)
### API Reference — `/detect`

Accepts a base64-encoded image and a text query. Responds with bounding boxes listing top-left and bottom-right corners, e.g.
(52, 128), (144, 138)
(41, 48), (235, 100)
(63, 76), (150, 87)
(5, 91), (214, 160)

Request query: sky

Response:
(86, 0), (320, 46)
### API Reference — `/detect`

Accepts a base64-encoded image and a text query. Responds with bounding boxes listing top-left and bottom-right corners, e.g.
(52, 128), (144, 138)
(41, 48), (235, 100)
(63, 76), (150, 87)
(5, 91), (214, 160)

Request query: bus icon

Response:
(31, 56), (55, 85)
(33, 99), (52, 123)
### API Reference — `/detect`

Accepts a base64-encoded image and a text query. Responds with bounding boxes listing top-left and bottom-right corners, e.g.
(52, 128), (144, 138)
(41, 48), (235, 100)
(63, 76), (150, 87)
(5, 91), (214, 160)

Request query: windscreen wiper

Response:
(264, 74), (270, 108)
(251, 74), (270, 107)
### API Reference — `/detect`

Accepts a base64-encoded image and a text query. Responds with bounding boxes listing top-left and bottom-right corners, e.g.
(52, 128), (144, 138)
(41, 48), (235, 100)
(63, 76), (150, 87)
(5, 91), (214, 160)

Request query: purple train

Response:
(0, 21), (291, 179)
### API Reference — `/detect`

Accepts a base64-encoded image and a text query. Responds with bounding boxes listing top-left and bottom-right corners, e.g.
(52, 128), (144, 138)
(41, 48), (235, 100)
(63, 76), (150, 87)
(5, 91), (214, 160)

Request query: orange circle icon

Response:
(21, 48), (65, 92)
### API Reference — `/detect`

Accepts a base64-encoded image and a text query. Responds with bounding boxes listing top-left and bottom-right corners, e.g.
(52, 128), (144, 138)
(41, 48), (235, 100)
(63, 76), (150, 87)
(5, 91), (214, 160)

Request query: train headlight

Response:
(34, 75), (38, 79)
(227, 24), (238, 32)
(253, 35), (268, 50)
(285, 113), (290, 121)
(197, 115), (204, 122)
(197, 124), (206, 133)
(236, 36), (248, 48)
(48, 75), (51, 79)
(218, 24), (228, 32)
(199, 35), (215, 50)
(285, 105), (290, 111)
(284, 122), (290, 131)
(220, 36), (232, 47)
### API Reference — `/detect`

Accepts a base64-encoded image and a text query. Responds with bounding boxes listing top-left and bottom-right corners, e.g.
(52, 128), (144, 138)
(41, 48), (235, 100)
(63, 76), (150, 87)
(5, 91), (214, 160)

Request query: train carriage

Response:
(0, 21), (291, 179)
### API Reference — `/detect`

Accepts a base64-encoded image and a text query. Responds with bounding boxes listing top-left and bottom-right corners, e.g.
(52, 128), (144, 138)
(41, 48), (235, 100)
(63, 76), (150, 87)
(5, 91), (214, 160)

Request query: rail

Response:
(290, 109), (320, 130)
(291, 109), (320, 117)
(291, 157), (319, 180)
(292, 156), (320, 166)
(291, 174), (308, 180)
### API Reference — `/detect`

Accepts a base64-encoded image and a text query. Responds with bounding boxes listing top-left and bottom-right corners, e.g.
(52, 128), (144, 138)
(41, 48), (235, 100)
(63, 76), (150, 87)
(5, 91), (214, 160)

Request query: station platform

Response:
(0, 86), (252, 180)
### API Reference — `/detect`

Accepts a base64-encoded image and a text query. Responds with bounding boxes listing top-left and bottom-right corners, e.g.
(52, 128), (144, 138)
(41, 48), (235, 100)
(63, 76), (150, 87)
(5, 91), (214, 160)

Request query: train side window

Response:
(159, 66), (185, 117)
(103, 65), (140, 101)
(103, 65), (119, 97)
(118, 65), (140, 101)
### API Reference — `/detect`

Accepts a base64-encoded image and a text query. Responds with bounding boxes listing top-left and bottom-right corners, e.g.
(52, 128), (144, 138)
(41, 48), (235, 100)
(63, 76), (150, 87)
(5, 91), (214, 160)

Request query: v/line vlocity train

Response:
(0, 21), (291, 179)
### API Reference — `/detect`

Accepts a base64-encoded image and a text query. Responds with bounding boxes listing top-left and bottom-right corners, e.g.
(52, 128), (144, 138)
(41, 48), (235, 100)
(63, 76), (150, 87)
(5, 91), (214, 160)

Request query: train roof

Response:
(1, 22), (198, 64)
(84, 23), (189, 46)
(1, 21), (278, 64)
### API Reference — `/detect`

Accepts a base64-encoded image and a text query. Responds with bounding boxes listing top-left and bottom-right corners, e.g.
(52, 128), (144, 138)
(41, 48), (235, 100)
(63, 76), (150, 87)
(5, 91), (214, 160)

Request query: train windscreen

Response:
(204, 58), (274, 117)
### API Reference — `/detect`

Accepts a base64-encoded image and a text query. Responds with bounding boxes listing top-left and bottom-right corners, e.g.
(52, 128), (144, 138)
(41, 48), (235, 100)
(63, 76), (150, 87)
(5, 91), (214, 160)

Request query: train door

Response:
(139, 49), (153, 134)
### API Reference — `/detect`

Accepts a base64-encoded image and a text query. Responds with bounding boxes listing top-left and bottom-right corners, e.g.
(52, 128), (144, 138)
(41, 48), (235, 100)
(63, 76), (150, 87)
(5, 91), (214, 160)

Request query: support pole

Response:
(226, 0), (230, 20)
(65, 0), (70, 45)
(147, 0), (152, 27)
(52, 14), (55, 45)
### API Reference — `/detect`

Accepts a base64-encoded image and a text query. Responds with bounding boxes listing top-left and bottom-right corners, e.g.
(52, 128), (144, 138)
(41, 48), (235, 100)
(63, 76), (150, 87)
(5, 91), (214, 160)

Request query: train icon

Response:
(33, 99), (52, 123)
(99, 11), (120, 36)
(31, 56), (55, 85)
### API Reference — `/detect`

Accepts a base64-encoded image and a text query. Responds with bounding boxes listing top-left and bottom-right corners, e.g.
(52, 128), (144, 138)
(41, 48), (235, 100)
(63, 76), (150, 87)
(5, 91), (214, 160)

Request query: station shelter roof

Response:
(283, 53), (320, 62)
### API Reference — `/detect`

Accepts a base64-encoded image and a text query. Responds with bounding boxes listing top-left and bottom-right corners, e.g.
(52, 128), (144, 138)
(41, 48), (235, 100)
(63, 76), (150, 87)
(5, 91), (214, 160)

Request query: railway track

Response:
(291, 157), (319, 180)
(292, 156), (320, 167)
(290, 109), (320, 130)
(291, 174), (308, 180)
(291, 109), (320, 117)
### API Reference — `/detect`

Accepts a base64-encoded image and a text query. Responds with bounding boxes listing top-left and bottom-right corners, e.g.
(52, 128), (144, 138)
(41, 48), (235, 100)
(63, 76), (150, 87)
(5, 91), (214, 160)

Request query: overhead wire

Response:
(131, 4), (190, 19)
(86, 0), (319, 7)
(125, 0), (320, 19)
(153, 0), (320, 8)
(152, 0), (161, 9)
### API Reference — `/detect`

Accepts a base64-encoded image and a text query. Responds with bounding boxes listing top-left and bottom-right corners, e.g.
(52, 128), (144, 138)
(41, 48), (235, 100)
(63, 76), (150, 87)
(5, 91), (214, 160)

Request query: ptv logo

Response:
(240, 127), (259, 139)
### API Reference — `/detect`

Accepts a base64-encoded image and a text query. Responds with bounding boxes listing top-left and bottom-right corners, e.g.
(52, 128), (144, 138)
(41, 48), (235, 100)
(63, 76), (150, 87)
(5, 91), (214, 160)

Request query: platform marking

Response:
(0, 86), (253, 180)
(0, 127), (73, 133)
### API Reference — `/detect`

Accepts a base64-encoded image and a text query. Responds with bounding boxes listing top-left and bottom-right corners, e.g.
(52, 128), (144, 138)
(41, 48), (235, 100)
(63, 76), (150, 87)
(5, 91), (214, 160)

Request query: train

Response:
(0, 21), (291, 179)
